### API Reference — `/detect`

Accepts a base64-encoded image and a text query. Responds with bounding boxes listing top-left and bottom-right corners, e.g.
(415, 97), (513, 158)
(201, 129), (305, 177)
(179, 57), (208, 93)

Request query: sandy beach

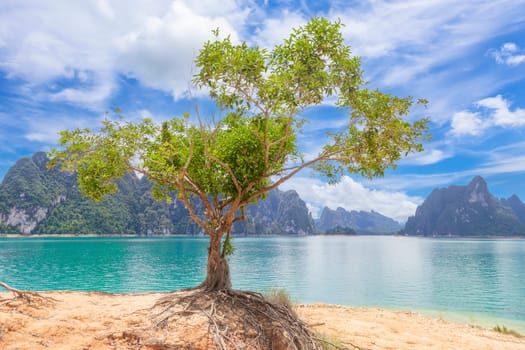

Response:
(1, 291), (524, 349)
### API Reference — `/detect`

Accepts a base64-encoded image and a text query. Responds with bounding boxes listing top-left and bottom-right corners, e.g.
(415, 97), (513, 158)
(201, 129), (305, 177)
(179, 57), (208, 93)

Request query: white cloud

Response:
(24, 114), (100, 144)
(450, 111), (486, 136)
(328, 0), (525, 130)
(366, 152), (525, 195)
(140, 109), (154, 120)
(253, 10), (306, 48)
(0, 1), (131, 106)
(362, 173), (464, 193)
(0, 0), (250, 107)
(402, 149), (450, 165)
(478, 155), (525, 176)
(182, 0), (250, 19)
(96, 0), (115, 20)
(280, 176), (423, 223)
(477, 95), (525, 127)
(503, 43), (518, 52)
(49, 76), (115, 110)
(118, 1), (244, 100)
(128, 108), (171, 125)
(336, 1), (523, 68)
(450, 95), (525, 136)
(1, 0), (523, 119)
(490, 42), (525, 66)
(508, 55), (525, 66)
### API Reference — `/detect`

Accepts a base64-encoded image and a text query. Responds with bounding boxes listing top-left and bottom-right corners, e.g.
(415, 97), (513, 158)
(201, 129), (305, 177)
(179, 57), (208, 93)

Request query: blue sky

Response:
(1, 0), (525, 222)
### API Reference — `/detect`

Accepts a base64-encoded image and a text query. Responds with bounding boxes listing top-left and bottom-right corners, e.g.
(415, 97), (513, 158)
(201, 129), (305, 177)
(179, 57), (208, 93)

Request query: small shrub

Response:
(493, 324), (523, 338)
(263, 289), (294, 310)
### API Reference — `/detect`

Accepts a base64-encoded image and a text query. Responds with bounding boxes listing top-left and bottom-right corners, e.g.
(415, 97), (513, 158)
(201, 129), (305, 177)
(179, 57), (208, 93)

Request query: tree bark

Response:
(200, 232), (232, 291)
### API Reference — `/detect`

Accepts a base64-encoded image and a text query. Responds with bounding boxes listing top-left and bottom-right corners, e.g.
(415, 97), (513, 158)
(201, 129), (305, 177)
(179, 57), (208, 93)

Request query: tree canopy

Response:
(49, 17), (429, 291)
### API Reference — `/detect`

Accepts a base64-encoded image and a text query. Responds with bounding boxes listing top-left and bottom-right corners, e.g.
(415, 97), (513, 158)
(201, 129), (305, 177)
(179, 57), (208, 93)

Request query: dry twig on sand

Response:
(0, 281), (58, 306)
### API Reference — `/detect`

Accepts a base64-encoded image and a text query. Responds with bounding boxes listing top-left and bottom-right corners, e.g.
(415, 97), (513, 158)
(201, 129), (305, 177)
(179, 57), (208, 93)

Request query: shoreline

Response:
(1, 291), (524, 349)
(2, 290), (525, 332)
(2, 233), (525, 238)
(416, 308), (525, 334)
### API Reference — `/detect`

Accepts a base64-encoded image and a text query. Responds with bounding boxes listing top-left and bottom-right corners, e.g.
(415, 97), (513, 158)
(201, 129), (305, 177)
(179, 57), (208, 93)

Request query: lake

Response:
(1, 235), (525, 330)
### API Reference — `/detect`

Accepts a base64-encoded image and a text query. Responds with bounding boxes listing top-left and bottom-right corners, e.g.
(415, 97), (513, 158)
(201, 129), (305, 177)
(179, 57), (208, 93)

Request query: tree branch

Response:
(244, 151), (337, 205)
(232, 207), (246, 224)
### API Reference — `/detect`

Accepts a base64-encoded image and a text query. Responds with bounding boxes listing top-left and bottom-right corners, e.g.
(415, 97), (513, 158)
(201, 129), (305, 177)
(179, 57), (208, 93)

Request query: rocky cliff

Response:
(0, 152), (314, 235)
(404, 176), (525, 236)
(501, 194), (525, 224)
(233, 189), (315, 235)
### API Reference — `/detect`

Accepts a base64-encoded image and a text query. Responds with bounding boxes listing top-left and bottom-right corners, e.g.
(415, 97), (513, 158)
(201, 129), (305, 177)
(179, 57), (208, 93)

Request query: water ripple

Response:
(1, 236), (525, 323)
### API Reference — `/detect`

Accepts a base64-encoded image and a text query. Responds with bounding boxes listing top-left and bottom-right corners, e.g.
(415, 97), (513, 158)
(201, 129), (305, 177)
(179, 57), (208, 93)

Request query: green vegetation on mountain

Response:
(0, 152), (65, 211)
(33, 178), (137, 234)
(324, 225), (357, 235)
(0, 152), (313, 235)
(0, 221), (17, 234)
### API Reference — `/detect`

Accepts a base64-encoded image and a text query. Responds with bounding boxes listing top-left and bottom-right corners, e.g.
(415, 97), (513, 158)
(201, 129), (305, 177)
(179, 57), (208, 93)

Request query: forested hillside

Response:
(0, 153), (314, 235)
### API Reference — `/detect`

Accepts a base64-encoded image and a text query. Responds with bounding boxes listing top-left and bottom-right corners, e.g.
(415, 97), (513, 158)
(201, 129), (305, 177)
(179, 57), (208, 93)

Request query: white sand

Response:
(1, 291), (524, 349)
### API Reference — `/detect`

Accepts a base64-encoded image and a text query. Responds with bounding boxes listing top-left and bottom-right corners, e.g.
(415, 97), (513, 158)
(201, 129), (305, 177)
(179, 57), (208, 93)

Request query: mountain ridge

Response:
(0, 152), (317, 235)
(10, 154), (517, 236)
(404, 176), (525, 236)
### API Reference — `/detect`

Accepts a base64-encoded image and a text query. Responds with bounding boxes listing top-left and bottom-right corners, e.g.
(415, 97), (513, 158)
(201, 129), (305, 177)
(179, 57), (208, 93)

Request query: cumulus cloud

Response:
(490, 42), (525, 66)
(2, 0), (524, 118)
(253, 10), (306, 48)
(450, 111), (486, 136)
(280, 176), (423, 223)
(0, 0), (249, 107)
(450, 95), (525, 136)
(1, 2), (119, 107)
(118, 1), (243, 100)
(476, 95), (525, 127)
(402, 149), (450, 165)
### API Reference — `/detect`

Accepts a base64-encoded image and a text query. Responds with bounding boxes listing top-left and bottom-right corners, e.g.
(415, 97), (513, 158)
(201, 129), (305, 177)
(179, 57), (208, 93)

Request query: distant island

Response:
(1, 153), (525, 236)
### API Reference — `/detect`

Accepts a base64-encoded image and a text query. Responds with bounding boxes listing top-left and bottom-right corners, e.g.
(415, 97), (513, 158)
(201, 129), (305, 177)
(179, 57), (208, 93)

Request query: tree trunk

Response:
(200, 232), (232, 291)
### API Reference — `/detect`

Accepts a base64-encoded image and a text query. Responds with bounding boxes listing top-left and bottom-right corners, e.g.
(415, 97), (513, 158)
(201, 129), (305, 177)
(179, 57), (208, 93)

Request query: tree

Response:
(49, 18), (428, 292)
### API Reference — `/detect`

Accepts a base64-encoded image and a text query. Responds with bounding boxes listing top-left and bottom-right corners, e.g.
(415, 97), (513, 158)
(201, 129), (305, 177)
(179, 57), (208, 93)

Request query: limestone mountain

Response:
(0, 152), (70, 233)
(501, 194), (525, 224)
(404, 176), (525, 236)
(317, 207), (401, 234)
(233, 189), (315, 235)
(0, 152), (314, 235)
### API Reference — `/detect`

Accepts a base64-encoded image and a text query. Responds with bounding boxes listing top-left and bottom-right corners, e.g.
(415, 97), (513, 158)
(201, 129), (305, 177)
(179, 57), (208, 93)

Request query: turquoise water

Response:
(1, 235), (525, 327)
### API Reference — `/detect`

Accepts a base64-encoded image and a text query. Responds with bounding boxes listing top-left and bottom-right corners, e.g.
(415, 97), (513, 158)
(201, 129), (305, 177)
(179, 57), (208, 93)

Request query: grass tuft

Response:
(263, 289), (295, 310)
(493, 324), (523, 338)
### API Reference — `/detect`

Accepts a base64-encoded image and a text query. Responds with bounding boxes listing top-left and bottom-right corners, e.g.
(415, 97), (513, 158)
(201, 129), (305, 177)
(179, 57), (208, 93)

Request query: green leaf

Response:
(49, 17), (429, 255)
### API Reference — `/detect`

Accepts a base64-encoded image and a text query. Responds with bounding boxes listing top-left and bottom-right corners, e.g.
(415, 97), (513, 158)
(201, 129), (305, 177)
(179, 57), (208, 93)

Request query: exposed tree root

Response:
(0, 281), (58, 307)
(150, 288), (324, 350)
